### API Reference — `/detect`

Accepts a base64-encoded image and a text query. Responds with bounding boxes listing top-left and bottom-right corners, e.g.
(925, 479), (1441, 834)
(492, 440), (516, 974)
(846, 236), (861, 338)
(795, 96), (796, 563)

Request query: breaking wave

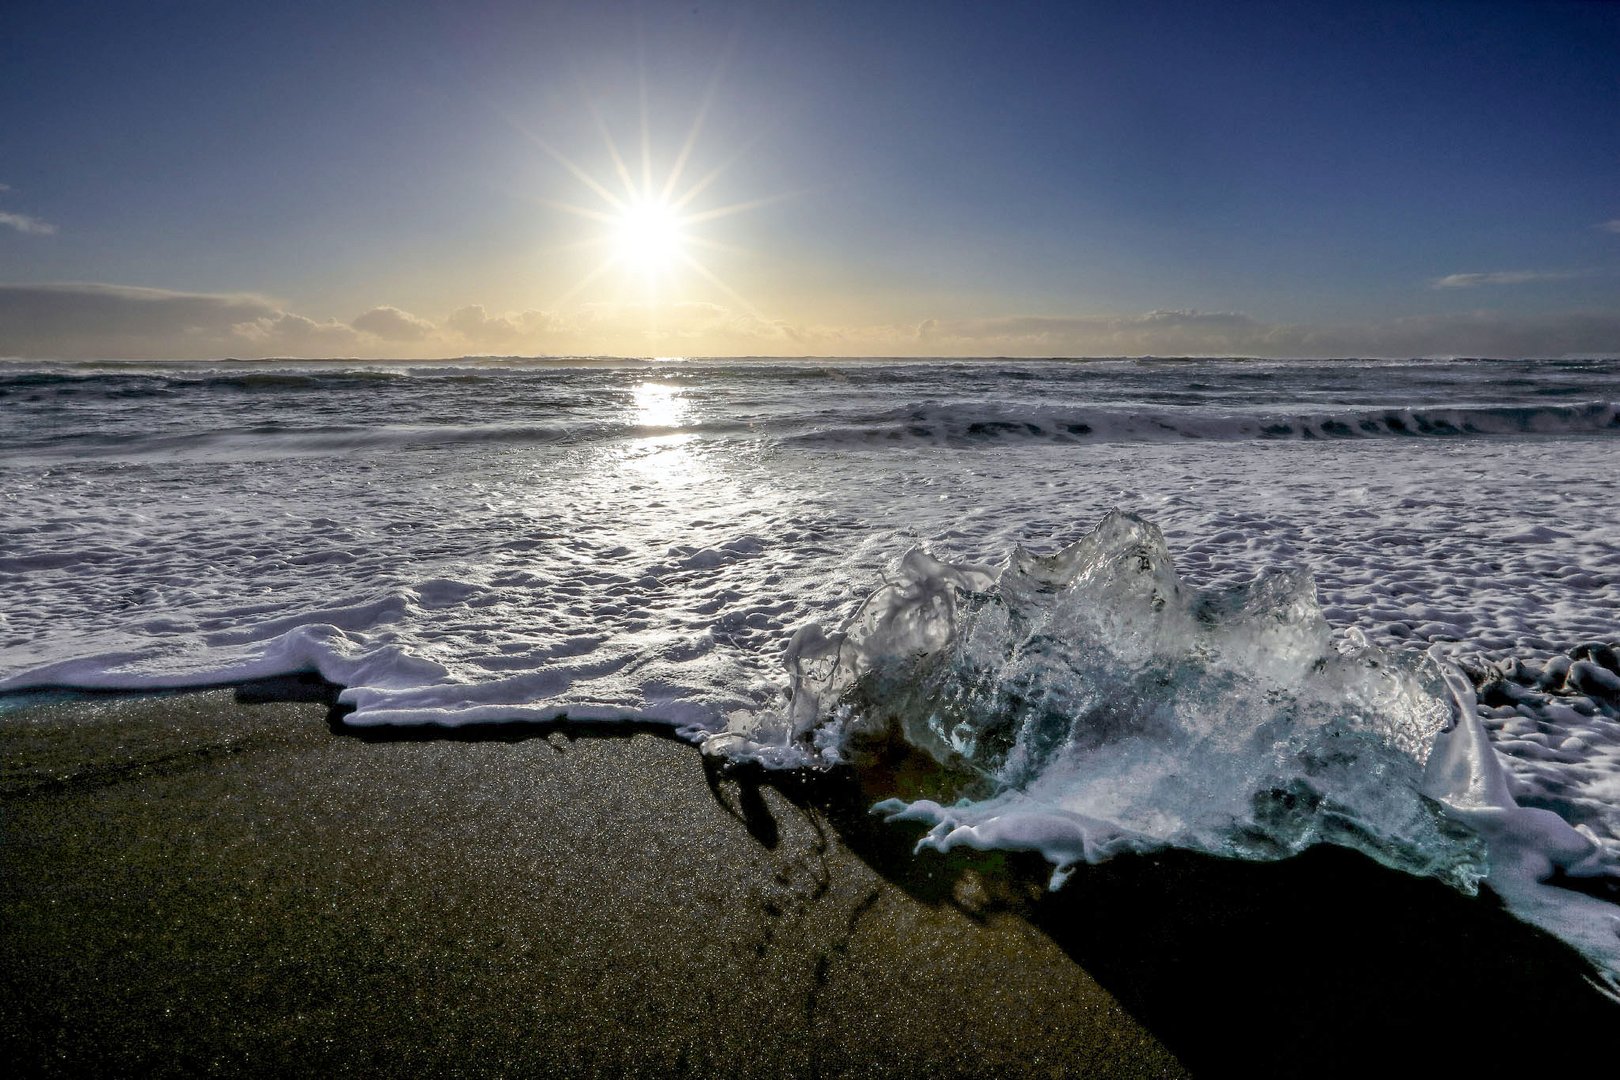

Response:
(787, 401), (1620, 445)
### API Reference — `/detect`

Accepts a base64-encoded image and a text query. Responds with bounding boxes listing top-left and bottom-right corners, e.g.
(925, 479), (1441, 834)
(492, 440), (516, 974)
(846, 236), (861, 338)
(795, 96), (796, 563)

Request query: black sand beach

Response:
(2, 687), (1615, 1077)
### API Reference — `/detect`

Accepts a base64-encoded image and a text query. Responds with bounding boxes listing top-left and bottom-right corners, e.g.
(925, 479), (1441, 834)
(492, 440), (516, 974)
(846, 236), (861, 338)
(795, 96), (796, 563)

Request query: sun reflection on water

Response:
(626, 382), (701, 485)
(633, 381), (688, 429)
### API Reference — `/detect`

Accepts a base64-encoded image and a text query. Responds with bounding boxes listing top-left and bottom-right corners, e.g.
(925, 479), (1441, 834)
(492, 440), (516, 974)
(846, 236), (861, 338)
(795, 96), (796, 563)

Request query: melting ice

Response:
(739, 512), (1620, 983)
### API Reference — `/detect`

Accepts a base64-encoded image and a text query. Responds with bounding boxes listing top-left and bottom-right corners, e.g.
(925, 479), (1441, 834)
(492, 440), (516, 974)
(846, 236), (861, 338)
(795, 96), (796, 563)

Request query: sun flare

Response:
(613, 199), (686, 276)
(524, 97), (779, 313)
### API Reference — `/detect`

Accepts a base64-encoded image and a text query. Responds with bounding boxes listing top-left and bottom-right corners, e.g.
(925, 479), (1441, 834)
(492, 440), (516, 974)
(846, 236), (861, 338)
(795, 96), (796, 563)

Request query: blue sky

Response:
(2, 0), (1618, 357)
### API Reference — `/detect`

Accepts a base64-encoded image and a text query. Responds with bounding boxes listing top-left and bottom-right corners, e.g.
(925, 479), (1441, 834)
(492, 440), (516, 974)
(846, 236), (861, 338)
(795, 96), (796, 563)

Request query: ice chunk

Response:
(757, 511), (1620, 984)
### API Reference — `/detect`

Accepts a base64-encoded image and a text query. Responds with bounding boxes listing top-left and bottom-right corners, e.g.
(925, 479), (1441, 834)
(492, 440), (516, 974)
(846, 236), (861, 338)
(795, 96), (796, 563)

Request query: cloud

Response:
(0, 210), (56, 235)
(443, 302), (802, 352)
(0, 283), (274, 357)
(0, 283), (357, 359)
(625, 300), (801, 345)
(1432, 270), (1578, 289)
(352, 305), (436, 341)
(446, 304), (560, 348)
(1598, 220), (1620, 234)
(446, 304), (509, 339)
(915, 310), (1265, 353)
(904, 309), (1620, 359)
(231, 312), (361, 353)
(1348, 310), (1620, 359)
(3, 281), (1616, 360)
(0, 181), (58, 234)
(0, 284), (546, 359)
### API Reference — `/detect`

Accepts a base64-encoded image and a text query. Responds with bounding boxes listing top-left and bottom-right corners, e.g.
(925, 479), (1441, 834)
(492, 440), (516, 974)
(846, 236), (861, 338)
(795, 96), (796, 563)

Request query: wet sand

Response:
(2, 687), (1614, 1077)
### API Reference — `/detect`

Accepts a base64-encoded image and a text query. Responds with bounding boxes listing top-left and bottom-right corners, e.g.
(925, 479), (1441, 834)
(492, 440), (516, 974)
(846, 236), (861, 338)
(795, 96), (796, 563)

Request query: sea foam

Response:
(3, 357), (1617, 983)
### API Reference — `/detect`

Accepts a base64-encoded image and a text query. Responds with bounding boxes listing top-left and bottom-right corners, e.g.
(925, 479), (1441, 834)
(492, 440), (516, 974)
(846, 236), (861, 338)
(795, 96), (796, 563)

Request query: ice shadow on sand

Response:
(268, 672), (1619, 1076)
(718, 752), (1620, 1075)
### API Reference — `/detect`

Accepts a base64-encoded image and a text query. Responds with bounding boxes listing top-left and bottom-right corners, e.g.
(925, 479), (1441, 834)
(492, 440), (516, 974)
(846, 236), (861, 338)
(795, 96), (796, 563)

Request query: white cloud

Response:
(230, 312), (361, 354)
(0, 210), (56, 235)
(352, 305), (436, 341)
(1598, 220), (1620, 234)
(446, 304), (510, 340)
(1432, 270), (1578, 289)
(631, 300), (800, 345)
(446, 304), (559, 347)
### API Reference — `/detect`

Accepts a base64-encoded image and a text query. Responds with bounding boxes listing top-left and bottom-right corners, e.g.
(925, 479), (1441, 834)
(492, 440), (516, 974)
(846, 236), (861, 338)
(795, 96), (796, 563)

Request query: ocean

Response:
(2, 355), (1618, 982)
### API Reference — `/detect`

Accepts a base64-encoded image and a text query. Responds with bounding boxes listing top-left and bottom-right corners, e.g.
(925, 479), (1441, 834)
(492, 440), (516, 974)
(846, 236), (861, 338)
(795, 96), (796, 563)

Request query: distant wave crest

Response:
(788, 400), (1620, 445)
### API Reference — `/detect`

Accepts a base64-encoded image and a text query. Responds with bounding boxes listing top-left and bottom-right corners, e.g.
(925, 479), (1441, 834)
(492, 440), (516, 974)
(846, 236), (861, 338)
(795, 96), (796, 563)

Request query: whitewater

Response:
(2, 356), (1618, 981)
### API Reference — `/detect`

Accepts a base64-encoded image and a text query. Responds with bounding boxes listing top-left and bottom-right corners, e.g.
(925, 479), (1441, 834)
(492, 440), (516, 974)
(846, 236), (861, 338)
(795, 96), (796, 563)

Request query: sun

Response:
(612, 198), (686, 277)
(519, 96), (780, 312)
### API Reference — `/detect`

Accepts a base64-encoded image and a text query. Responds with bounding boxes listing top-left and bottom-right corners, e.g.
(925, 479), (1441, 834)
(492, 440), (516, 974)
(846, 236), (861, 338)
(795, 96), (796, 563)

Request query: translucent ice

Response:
(756, 512), (1620, 987)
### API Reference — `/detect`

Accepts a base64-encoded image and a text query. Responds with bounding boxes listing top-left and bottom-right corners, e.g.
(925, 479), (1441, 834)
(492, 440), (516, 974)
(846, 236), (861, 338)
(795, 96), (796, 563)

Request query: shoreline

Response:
(3, 688), (1615, 1076)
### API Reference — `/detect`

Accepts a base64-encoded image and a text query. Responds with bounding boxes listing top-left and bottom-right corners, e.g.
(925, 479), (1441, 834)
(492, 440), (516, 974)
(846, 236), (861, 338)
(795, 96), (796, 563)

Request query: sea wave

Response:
(7, 395), (1617, 461)
(787, 400), (1620, 445)
(1, 420), (593, 459)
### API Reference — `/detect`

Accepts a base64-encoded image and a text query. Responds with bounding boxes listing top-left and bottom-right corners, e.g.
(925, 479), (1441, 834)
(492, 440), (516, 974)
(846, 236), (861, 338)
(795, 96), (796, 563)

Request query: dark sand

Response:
(2, 686), (1615, 1077)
